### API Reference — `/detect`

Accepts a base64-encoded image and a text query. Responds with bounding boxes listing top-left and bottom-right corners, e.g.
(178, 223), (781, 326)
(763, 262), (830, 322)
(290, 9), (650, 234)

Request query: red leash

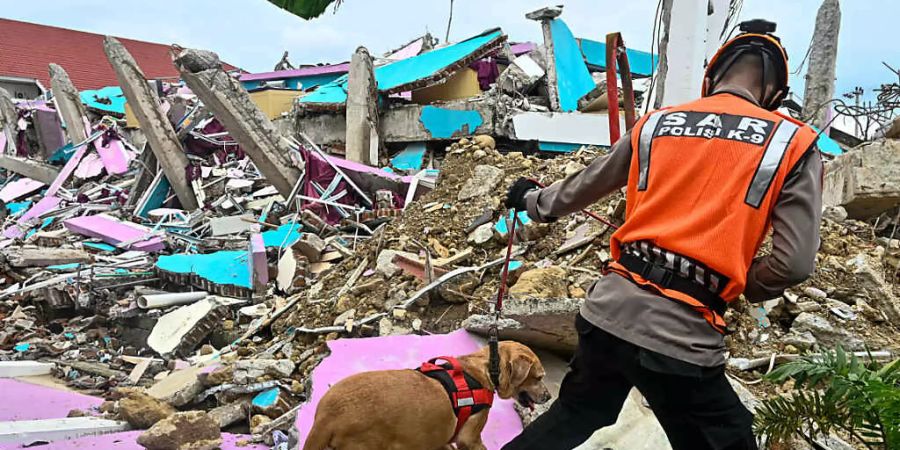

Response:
(488, 209), (519, 389)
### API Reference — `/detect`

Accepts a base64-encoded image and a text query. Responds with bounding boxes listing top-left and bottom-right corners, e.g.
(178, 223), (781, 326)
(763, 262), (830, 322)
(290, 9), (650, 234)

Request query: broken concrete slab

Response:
(295, 330), (522, 449)
(0, 155), (60, 185)
(208, 399), (250, 429)
(376, 249), (420, 278)
(458, 164), (504, 201)
(146, 298), (227, 357)
(173, 48), (303, 199)
(0, 361), (54, 378)
(0, 417), (129, 446)
(147, 366), (205, 408)
(137, 410), (222, 450)
(512, 111), (625, 148)
(103, 37), (199, 210)
(209, 214), (255, 236)
(232, 359), (295, 384)
(2, 247), (91, 267)
(64, 214), (165, 252)
(465, 297), (583, 353)
(790, 312), (864, 350)
(3, 195), (61, 239)
(294, 233), (327, 263)
(0, 177), (45, 203)
(21, 431), (264, 450)
(300, 29), (506, 108)
(823, 139), (900, 219)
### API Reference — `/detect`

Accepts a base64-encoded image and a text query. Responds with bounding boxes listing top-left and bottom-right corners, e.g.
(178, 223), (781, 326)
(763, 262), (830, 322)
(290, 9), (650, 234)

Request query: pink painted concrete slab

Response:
(3, 195), (61, 239)
(74, 152), (104, 179)
(0, 178), (45, 203)
(47, 144), (89, 196)
(0, 431), (266, 450)
(240, 63), (351, 82)
(326, 154), (414, 184)
(387, 37), (425, 61)
(0, 379), (103, 422)
(249, 233), (268, 288)
(64, 214), (164, 252)
(93, 137), (131, 175)
(295, 330), (523, 449)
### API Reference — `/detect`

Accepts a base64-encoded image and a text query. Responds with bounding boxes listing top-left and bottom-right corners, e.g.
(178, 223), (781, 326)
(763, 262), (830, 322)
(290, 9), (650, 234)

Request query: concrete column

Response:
(173, 48), (302, 198)
(0, 88), (16, 153)
(655, 0), (708, 108)
(103, 37), (199, 211)
(345, 47), (379, 165)
(526, 6), (563, 111)
(0, 155), (60, 184)
(803, 0), (841, 129)
(48, 64), (88, 145)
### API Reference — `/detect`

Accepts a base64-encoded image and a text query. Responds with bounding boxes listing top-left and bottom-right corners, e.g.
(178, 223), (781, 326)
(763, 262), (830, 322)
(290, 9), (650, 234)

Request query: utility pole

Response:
(802, 0), (841, 130)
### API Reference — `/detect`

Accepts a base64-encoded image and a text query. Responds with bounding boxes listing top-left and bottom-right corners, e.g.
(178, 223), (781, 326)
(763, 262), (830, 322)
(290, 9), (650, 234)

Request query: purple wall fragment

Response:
(64, 214), (165, 252)
(239, 63), (351, 82)
(0, 178), (44, 203)
(249, 233), (268, 289)
(295, 330), (523, 449)
(3, 195), (61, 239)
(93, 135), (131, 175)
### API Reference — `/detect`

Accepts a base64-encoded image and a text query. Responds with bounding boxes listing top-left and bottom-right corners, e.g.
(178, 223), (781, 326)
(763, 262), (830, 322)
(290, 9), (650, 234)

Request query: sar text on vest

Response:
(654, 111), (775, 145)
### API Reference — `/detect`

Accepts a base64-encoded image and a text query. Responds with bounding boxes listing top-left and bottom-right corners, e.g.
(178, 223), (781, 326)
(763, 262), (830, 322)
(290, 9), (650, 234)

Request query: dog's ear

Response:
(499, 351), (533, 398)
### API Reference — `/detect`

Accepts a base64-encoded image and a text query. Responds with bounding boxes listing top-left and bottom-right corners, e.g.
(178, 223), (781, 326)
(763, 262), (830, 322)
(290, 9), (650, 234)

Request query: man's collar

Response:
(709, 87), (761, 107)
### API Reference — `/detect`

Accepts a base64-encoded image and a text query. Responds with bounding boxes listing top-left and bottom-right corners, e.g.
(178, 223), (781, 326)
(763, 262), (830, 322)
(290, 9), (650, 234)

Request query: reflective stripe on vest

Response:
(744, 120), (800, 208)
(637, 112), (664, 191)
(622, 241), (729, 295)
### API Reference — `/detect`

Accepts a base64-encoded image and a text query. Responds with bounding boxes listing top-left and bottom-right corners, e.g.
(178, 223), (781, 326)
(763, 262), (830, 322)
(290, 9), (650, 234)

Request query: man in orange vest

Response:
(503, 20), (822, 450)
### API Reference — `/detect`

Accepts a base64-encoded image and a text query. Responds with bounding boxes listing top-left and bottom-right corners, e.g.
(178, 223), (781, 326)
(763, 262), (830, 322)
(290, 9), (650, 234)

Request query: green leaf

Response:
(266, 0), (341, 19)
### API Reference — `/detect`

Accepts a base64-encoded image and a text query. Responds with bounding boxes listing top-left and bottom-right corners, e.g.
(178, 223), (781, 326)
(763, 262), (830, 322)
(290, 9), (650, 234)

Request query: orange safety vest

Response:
(605, 93), (819, 332)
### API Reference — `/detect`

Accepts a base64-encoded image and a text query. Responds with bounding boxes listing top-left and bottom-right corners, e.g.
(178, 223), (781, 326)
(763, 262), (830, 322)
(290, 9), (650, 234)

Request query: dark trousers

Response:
(503, 315), (758, 450)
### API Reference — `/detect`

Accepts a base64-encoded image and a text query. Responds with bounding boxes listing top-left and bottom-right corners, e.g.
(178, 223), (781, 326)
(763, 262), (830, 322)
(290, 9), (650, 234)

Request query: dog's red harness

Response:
(416, 356), (494, 440)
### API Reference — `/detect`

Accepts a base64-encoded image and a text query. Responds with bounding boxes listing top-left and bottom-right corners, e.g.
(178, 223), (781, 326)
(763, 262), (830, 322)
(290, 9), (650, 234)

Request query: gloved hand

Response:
(504, 178), (540, 212)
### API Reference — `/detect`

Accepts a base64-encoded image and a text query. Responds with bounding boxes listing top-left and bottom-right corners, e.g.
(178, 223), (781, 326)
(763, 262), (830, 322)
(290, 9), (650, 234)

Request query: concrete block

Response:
(464, 297), (583, 353)
(823, 140), (900, 219)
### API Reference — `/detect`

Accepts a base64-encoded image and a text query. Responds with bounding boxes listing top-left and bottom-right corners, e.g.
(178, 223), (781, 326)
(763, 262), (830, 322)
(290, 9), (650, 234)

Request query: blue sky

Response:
(3, 0), (896, 101)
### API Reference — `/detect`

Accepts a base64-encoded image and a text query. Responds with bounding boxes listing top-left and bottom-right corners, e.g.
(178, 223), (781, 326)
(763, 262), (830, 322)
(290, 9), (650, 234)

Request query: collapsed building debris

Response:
(0, 4), (896, 449)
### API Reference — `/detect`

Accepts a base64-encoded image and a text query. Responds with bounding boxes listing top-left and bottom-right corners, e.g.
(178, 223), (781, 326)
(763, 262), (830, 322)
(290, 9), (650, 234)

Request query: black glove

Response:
(505, 178), (540, 212)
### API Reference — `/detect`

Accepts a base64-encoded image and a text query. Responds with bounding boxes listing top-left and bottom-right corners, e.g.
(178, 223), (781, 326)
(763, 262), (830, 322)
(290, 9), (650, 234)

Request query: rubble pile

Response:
(263, 139), (623, 384)
(727, 207), (900, 383)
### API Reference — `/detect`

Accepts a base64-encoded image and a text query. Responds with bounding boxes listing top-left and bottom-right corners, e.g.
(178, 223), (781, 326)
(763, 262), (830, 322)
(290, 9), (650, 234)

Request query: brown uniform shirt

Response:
(524, 90), (824, 367)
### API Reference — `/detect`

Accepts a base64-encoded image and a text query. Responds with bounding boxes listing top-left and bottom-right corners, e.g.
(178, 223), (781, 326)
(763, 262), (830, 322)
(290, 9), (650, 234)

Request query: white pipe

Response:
(138, 291), (207, 309)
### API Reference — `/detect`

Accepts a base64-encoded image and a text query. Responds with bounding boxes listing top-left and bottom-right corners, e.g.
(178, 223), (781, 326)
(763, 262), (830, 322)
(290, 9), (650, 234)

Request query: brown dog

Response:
(302, 341), (551, 450)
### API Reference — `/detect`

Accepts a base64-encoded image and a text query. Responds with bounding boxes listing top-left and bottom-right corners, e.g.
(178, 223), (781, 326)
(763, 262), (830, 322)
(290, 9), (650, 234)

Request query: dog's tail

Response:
(301, 422), (333, 450)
